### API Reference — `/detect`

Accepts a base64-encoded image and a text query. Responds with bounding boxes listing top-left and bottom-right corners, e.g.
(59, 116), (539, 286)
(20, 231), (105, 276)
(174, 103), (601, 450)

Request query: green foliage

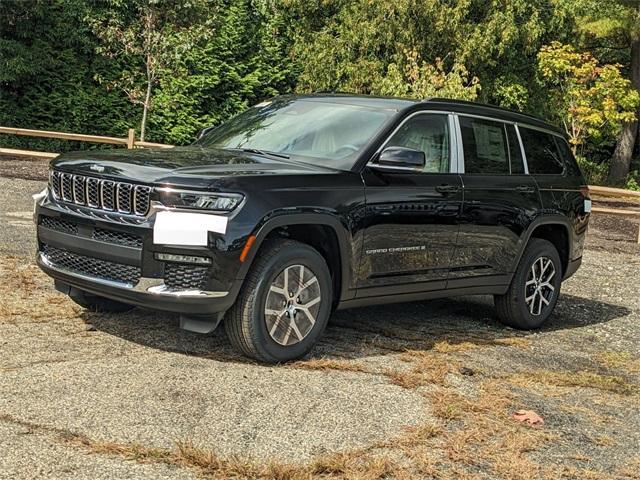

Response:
(576, 155), (609, 185)
(374, 50), (479, 101)
(538, 41), (640, 154)
(0, 0), (638, 180)
(626, 171), (640, 191)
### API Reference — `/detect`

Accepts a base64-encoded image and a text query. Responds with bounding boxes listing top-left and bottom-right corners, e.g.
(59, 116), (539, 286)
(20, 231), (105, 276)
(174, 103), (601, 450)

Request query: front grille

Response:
(42, 244), (141, 286)
(40, 216), (78, 235)
(50, 170), (151, 216)
(93, 228), (143, 248)
(164, 264), (209, 290)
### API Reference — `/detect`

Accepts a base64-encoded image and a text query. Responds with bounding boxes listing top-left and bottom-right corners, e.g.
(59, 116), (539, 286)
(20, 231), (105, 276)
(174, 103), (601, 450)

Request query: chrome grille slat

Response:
(86, 178), (100, 208)
(133, 186), (151, 215)
(116, 183), (133, 213)
(49, 170), (150, 216)
(101, 180), (115, 211)
(72, 175), (86, 204)
(50, 171), (61, 199)
(61, 173), (73, 202)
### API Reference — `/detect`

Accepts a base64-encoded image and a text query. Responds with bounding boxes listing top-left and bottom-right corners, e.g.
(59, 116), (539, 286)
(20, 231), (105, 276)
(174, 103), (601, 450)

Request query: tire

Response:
(494, 238), (562, 330)
(225, 239), (333, 363)
(68, 288), (135, 313)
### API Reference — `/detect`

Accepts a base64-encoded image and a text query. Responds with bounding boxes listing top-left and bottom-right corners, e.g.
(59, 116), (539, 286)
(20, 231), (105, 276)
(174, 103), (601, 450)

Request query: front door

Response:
(357, 112), (463, 296)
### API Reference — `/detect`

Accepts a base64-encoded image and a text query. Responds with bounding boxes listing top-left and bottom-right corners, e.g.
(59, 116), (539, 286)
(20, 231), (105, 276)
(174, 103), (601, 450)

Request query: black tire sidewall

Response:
(248, 244), (332, 362)
(511, 239), (562, 329)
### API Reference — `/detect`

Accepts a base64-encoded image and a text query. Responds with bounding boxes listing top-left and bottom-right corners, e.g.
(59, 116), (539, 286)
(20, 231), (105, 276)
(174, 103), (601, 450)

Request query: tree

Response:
(538, 42), (639, 156)
(282, 0), (572, 109)
(87, 1), (208, 141)
(375, 50), (480, 100)
(573, 0), (640, 183)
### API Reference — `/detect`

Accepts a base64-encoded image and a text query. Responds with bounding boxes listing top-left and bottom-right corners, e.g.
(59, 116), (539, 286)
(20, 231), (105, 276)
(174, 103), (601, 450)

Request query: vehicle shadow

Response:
(81, 293), (631, 364)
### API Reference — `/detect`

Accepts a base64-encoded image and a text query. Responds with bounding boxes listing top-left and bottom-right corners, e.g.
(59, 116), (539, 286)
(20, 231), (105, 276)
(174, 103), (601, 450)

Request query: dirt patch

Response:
(0, 155), (50, 181)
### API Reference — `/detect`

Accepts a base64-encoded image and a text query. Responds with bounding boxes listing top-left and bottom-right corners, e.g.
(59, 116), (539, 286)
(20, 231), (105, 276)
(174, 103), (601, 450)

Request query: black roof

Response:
(291, 93), (563, 135)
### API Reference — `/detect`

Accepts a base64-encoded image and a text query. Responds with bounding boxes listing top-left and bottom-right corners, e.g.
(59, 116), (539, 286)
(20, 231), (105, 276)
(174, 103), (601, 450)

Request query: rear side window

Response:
(553, 136), (582, 178)
(459, 117), (510, 174)
(519, 127), (564, 175)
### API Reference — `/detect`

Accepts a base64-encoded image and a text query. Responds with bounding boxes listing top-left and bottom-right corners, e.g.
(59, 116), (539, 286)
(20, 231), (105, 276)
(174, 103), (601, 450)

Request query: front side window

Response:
(459, 116), (510, 174)
(519, 127), (564, 175)
(197, 98), (396, 170)
(385, 114), (450, 173)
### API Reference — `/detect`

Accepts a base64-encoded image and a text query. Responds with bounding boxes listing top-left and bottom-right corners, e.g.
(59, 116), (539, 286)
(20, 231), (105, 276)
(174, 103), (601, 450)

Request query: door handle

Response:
(516, 185), (535, 194)
(435, 184), (460, 194)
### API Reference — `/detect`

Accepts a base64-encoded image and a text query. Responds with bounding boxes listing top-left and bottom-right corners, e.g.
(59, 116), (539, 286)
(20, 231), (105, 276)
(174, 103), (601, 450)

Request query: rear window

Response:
(519, 127), (564, 175)
(459, 117), (510, 174)
(553, 136), (582, 178)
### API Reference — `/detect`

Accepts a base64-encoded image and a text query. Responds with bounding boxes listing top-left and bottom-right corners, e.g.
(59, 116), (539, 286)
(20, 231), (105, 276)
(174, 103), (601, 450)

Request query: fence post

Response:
(127, 128), (135, 149)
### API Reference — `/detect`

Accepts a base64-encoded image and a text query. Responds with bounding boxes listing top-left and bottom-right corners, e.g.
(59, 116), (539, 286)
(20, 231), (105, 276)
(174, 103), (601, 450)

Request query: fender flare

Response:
(235, 212), (354, 301)
(511, 214), (573, 276)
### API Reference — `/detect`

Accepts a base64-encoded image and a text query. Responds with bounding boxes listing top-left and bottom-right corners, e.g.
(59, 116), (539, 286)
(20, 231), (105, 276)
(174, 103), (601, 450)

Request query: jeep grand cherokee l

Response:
(34, 95), (590, 362)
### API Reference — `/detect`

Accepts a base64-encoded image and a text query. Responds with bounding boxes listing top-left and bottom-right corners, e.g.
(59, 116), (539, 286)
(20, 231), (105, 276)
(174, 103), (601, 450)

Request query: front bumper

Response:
(34, 194), (243, 315)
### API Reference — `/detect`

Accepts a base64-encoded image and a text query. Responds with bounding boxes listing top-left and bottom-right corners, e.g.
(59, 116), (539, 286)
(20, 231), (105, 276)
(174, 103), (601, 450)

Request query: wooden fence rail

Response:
(0, 126), (172, 159)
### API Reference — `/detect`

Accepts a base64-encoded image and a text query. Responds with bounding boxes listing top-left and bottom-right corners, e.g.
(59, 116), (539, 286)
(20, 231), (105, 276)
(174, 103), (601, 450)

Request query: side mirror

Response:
(375, 146), (425, 170)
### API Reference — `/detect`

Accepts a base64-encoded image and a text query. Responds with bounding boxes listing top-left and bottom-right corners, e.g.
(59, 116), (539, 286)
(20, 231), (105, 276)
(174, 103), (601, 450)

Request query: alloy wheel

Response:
(524, 256), (556, 316)
(264, 264), (322, 346)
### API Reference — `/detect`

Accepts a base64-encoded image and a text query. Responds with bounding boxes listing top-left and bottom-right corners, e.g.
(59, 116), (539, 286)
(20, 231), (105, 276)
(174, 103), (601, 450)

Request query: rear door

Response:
(449, 115), (541, 288)
(357, 112), (463, 296)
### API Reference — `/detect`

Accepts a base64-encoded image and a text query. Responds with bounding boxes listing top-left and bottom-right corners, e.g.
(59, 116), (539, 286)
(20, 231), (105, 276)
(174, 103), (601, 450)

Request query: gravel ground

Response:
(1, 173), (639, 479)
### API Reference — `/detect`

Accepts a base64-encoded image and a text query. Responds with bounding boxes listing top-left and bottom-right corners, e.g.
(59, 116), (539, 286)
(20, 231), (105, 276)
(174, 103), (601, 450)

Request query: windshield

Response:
(196, 98), (396, 170)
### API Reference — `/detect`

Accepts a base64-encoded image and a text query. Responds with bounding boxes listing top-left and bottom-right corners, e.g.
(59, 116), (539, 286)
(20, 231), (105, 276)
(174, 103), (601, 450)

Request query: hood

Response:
(50, 146), (337, 188)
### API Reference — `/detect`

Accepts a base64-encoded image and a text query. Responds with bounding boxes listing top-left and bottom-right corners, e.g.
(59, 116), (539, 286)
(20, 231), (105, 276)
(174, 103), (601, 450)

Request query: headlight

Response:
(156, 188), (244, 212)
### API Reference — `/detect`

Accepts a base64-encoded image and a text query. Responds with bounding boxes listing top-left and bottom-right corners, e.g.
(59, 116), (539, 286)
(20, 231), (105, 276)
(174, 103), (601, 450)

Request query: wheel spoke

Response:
(284, 267), (290, 296)
(269, 311), (286, 336)
(298, 307), (316, 326)
(269, 285), (287, 297)
(296, 276), (318, 296)
(301, 295), (321, 309)
(528, 291), (537, 314)
(289, 317), (303, 340)
(536, 293), (544, 315)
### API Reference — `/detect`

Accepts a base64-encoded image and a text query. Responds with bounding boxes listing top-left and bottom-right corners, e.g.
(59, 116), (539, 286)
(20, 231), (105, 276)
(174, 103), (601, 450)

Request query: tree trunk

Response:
(608, 37), (640, 184)
(139, 60), (152, 142)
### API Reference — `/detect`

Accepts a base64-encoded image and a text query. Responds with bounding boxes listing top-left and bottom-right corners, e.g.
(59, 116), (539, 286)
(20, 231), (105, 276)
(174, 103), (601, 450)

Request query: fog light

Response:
(155, 253), (212, 265)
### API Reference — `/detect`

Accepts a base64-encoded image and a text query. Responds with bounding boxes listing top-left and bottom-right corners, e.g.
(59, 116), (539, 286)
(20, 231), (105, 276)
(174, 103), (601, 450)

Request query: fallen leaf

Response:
(513, 410), (544, 426)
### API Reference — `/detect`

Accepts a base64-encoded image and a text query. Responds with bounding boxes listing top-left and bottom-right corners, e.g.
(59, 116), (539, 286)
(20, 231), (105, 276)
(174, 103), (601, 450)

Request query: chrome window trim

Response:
(367, 110), (456, 174)
(514, 124), (529, 174)
(452, 114), (465, 174)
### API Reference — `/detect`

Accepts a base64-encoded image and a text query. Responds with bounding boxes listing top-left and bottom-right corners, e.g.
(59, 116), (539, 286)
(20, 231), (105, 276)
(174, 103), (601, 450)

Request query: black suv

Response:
(35, 95), (590, 362)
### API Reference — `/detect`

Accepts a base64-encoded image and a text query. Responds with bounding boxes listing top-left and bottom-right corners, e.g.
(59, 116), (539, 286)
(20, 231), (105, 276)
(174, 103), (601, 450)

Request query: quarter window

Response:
(385, 114), (450, 173)
(519, 127), (564, 175)
(459, 117), (510, 174)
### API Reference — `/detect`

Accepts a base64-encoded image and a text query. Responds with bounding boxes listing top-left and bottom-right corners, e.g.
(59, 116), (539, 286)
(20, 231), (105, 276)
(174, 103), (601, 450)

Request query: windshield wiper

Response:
(234, 147), (290, 160)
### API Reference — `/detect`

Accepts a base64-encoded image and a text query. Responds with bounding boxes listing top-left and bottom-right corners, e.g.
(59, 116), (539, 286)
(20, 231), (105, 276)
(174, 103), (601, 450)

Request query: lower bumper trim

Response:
(38, 252), (228, 298)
